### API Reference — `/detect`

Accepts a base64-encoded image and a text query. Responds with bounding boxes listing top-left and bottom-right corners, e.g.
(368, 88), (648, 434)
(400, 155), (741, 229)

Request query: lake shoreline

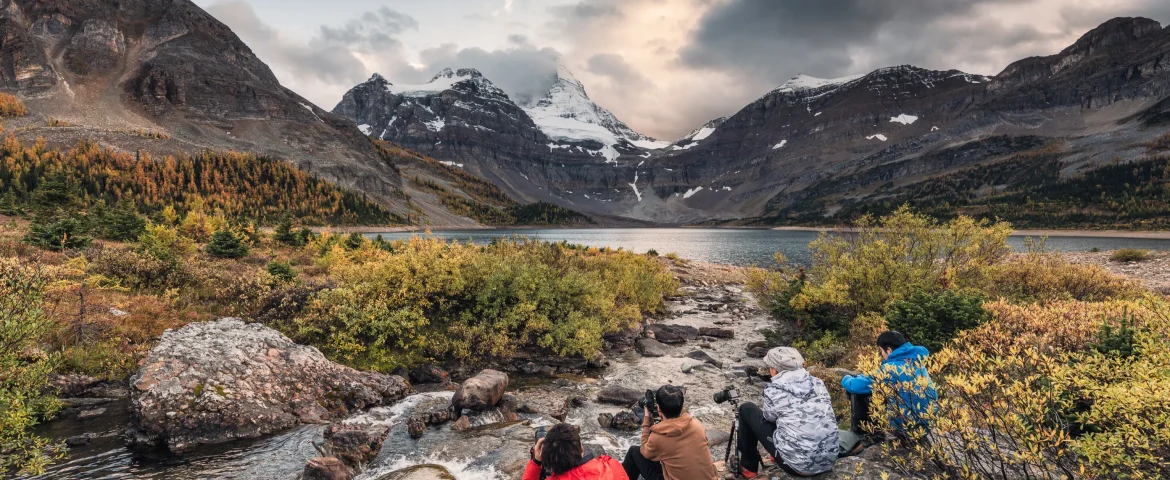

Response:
(770, 226), (1170, 239)
(333, 224), (1170, 239)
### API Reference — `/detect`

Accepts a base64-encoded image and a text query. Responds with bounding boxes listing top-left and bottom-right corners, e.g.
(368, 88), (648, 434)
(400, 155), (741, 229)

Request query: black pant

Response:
(849, 393), (873, 435)
(737, 402), (810, 477)
(622, 446), (664, 480)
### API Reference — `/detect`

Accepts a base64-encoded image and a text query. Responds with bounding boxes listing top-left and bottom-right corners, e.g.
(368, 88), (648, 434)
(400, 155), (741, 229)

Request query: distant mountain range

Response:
(3, 1), (1170, 228)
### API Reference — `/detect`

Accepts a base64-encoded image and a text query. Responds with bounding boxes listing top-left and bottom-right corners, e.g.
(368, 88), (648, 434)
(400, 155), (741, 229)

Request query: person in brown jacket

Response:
(622, 385), (718, 480)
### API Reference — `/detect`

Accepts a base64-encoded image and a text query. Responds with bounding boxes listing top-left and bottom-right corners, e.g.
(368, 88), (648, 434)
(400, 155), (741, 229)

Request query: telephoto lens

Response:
(712, 386), (739, 404)
(639, 389), (659, 420)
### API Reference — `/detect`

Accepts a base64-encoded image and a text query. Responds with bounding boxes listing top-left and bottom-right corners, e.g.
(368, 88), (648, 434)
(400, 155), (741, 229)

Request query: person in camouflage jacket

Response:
(736, 347), (839, 478)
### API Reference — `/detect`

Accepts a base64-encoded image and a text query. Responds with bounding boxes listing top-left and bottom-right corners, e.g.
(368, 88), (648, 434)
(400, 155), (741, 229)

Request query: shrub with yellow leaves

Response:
(274, 237), (678, 371)
(870, 298), (1170, 479)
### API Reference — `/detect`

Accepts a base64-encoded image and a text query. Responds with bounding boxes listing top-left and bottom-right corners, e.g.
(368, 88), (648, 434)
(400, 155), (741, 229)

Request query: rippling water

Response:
(366, 228), (1170, 266)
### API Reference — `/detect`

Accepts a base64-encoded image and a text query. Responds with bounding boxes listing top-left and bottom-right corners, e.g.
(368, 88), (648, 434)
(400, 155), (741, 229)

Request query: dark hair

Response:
(656, 385), (685, 418)
(877, 331), (908, 351)
(542, 423), (583, 474)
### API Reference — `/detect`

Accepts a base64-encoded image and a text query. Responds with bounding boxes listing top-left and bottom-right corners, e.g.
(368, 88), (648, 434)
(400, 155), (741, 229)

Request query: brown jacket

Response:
(640, 413), (718, 480)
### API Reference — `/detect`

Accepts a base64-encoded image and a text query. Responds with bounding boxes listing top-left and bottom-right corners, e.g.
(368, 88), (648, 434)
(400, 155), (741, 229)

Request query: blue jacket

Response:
(841, 342), (938, 431)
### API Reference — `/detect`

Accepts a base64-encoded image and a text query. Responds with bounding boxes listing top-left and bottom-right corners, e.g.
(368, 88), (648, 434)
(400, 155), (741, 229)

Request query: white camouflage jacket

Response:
(763, 368), (840, 475)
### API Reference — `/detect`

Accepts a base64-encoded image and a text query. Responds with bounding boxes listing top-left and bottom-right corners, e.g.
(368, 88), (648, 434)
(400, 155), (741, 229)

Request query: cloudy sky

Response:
(193, 0), (1170, 140)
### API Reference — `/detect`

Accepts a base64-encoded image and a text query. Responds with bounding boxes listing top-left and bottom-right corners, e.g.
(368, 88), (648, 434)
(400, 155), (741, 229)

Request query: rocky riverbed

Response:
(26, 261), (907, 480)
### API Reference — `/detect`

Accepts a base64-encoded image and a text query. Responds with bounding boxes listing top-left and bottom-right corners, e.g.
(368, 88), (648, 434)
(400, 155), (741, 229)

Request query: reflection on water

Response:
(365, 228), (1170, 266)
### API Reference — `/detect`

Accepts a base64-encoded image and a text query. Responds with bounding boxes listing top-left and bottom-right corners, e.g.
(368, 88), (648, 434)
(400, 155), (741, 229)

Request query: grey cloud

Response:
(679, 0), (1025, 81)
(419, 44), (561, 105)
(587, 53), (650, 90)
(205, 0), (429, 95)
(507, 34), (530, 46)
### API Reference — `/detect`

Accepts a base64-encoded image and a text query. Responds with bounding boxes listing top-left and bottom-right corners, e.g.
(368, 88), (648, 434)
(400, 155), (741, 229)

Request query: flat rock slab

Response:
(650, 324), (699, 344)
(126, 318), (409, 452)
(596, 385), (644, 406)
(636, 338), (670, 357)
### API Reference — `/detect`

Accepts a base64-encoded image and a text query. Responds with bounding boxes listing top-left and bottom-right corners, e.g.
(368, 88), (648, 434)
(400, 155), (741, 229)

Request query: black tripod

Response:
(723, 398), (740, 475)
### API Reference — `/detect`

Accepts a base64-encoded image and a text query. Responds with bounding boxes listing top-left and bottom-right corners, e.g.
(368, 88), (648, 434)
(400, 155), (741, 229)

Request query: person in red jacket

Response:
(523, 423), (629, 480)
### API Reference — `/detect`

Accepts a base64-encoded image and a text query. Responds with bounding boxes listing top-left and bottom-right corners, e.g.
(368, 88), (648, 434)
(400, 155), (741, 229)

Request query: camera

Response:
(713, 385), (739, 404)
(535, 426), (548, 442)
(638, 389), (659, 420)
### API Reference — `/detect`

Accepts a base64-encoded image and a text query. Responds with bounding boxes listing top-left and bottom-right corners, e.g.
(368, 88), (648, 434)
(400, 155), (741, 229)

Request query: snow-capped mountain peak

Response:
(380, 68), (510, 102)
(523, 64), (669, 160)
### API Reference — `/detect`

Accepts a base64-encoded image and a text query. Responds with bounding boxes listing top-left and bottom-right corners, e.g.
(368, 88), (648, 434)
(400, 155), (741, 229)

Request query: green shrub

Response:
(205, 229), (249, 259)
(344, 232), (365, 250)
(1110, 249), (1151, 262)
(23, 215), (92, 251)
(89, 247), (193, 291)
(646, 249), (659, 257)
(279, 237), (678, 371)
(135, 223), (196, 263)
(794, 206), (1012, 316)
(885, 289), (991, 352)
(266, 260), (297, 283)
(272, 214), (303, 247)
(0, 260), (63, 474)
(95, 200), (146, 241)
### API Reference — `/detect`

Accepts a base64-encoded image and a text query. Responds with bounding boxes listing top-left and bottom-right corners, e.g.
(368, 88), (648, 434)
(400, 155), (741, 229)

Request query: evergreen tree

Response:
(344, 232), (365, 250)
(99, 200), (147, 241)
(24, 214), (92, 251)
(0, 191), (21, 216)
(205, 228), (250, 259)
(273, 214), (301, 246)
(297, 227), (314, 246)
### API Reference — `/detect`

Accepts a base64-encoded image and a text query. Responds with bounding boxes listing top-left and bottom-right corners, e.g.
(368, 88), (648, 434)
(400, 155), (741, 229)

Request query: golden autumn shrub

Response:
(980, 247), (1146, 303)
(870, 299), (1170, 479)
(277, 237), (678, 371)
(793, 206), (1012, 316)
(0, 93), (29, 117)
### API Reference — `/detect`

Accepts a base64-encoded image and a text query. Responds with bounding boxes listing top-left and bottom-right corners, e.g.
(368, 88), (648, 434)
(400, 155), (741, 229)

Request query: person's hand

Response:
(533, 438), (545, 462)
(643, 406), (652, 425)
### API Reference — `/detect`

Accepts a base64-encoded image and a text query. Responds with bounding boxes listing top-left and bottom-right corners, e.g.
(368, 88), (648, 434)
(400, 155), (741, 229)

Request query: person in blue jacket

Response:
(841, 331), (938, 436)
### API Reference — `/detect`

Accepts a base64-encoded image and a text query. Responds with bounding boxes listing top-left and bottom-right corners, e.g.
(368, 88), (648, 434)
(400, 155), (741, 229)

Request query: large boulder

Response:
(126, 318), (409, 452)
(596, 385), (644, 406)
(649, 324), (699, 344)
(636, 338), (669, 358)
(451, 369), (509, 414)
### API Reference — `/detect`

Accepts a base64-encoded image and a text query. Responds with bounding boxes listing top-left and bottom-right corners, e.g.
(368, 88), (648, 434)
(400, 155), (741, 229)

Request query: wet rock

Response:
(323, 424), (390, 469)
(78, 407), (107, 419)
(126, 318), (409, 452)
(598, 411), (639, 431)
(303, 456), (352, 480)
(596, 385), (643, 406)
(373, 465), (457, 480)
(411, 397), (457, 428)
(451, 369), (508, 414)
(451, 416), (471, 431)
(686, 350), (724, 368)
(570, 396), (588, 408)
(699, 327), (735, 339)
(514, 388), (571, 421)
(748, 346), (769, 359)
(65, 435), (91, 447)
(47, 374), (127, 399)
(649, 324), (699, 344)
(408, 365), (450, 385)
(746, 340), (768, 350)
(636, 338), (669, 358)
(407, 416), (426, 439)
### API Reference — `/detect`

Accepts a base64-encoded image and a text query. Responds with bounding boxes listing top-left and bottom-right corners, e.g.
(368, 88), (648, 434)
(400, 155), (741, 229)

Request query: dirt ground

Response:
(1062, 250), (1170, 294)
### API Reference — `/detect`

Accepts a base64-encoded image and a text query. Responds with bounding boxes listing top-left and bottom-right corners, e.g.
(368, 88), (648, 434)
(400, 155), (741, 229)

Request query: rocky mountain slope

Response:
(0, 0), (406, 209)
(335, 17), (1170, 226)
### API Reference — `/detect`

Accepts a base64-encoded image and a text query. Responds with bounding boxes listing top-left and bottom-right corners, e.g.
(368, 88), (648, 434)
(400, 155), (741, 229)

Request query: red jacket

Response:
(522, 456), (629, 480)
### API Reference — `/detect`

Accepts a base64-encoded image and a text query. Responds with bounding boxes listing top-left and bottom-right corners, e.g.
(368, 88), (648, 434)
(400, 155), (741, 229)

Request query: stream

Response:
(26, 277), (773, 480)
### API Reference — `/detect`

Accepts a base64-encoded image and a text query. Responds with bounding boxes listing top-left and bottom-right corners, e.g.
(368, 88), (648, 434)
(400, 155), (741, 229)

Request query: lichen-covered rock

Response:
(514, 388), (571, 421)
(323, 424), (390, 470)
(451, 369), (508, 414)
(596, 385), (643, 406)
(303, 456), (352, 480)
(126, 318), (409, 452)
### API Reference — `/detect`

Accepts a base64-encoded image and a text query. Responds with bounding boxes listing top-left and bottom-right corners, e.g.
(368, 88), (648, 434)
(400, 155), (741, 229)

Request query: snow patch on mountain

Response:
(424, 118), (445, 132)
(629, 172), (643, 202)
(673, 142), (700, 151)
(890, 114), (919, 125)
(690, 127), (716, 141)
(683, 187), (703, 199)
(773, 140), (787, 150)
(774, 73), (867, 94)
(440, 161), (464, 168)
(866, 134), (889, 142)
(358, 124), (372, 135)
